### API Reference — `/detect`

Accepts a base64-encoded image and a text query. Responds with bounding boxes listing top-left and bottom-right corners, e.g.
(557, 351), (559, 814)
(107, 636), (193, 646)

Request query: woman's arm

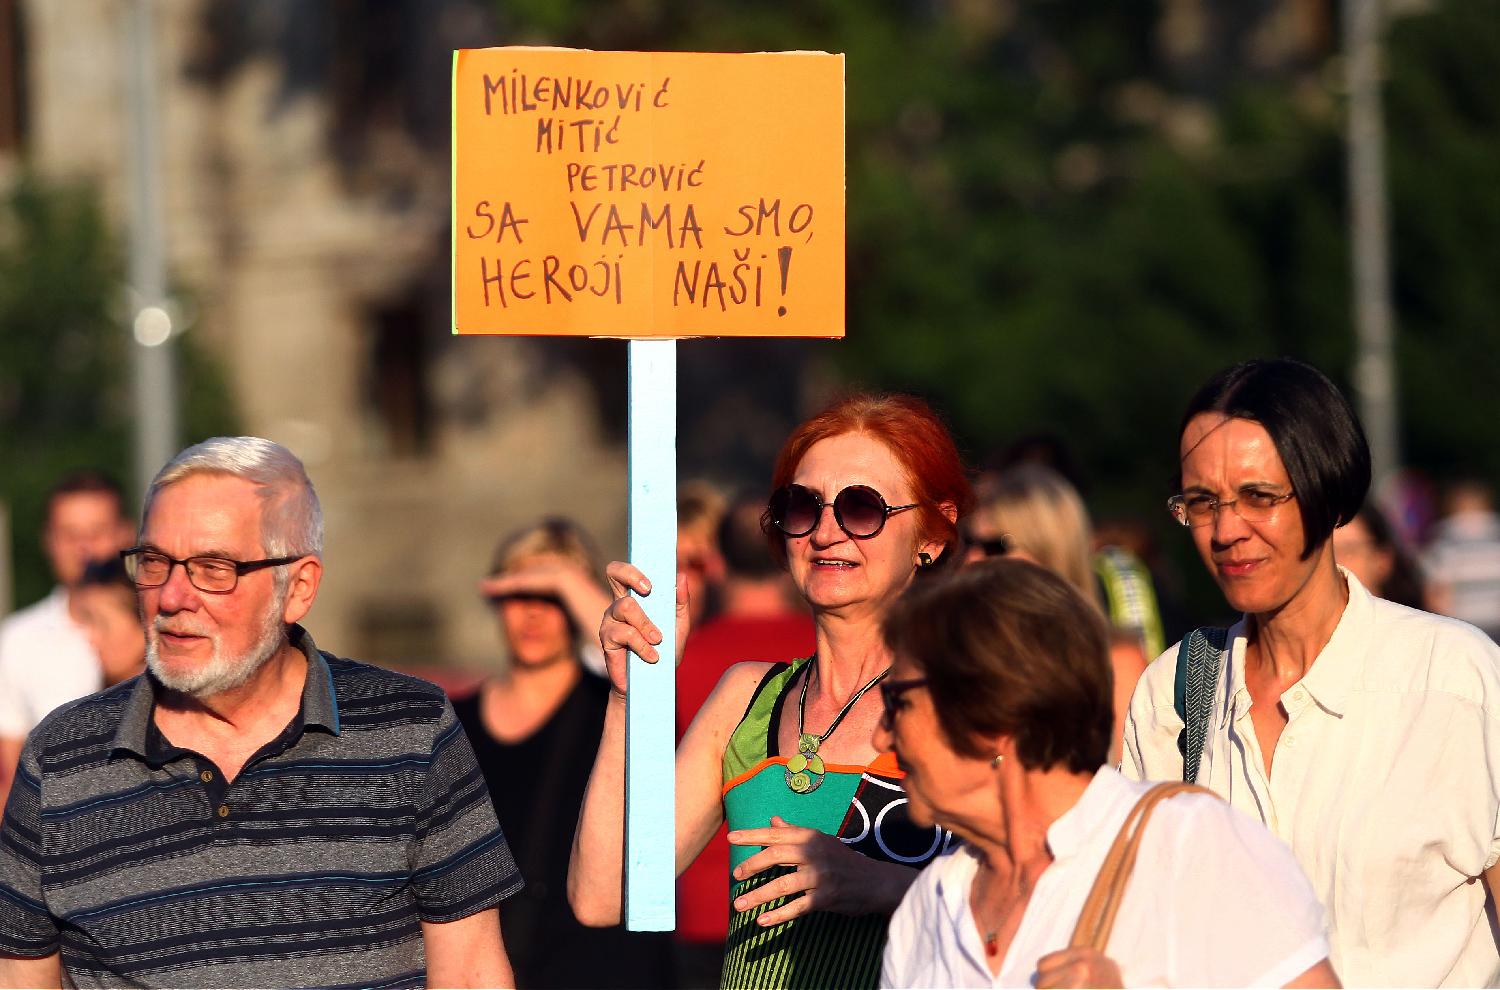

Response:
(0, 952), (60, 990)
(1107, 636), (1149, 767)
(421, 909), (514, 989)
(568, 666), (769, 924)
(566, 562), (769, 925)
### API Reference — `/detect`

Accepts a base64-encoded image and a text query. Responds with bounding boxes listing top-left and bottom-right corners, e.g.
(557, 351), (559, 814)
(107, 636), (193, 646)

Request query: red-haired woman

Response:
(569, 394), (973, 989)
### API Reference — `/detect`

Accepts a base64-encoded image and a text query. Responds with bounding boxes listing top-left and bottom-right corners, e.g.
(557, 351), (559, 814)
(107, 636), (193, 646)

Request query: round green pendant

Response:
(786, 736), (825, 793)
(785, 768), (822, 793)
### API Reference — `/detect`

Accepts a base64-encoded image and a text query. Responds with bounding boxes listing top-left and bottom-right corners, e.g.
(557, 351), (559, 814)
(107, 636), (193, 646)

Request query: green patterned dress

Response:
(718, 657), (951, 990)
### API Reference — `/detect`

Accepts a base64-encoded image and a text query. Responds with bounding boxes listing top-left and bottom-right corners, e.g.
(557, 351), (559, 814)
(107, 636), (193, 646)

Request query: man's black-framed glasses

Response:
(878, 676), (929, 729)
(120, 546), (305, 594)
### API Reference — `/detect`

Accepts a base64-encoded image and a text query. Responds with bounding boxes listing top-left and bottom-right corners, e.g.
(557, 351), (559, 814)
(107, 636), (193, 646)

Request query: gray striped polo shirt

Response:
(0, 626), (522, 989)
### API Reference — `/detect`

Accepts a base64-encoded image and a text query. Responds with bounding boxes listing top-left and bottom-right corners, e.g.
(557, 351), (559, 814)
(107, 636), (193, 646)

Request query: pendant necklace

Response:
(785, 656), (889, 794)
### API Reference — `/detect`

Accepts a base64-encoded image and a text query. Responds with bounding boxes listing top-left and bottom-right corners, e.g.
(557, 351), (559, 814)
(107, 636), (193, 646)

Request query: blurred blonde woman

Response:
(966, 464), (1148, 763)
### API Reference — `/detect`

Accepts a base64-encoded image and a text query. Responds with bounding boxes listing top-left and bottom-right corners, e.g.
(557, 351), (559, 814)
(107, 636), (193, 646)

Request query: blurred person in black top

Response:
(460, 518), (671, 989)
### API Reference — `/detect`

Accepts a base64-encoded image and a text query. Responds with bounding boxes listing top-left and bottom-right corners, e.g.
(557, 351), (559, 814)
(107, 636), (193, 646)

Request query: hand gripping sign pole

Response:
(453, 47), (844, 929)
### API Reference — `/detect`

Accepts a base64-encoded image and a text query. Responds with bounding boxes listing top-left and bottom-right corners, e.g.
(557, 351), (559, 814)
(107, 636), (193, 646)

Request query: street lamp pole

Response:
(1344, 0), (1400, 492)
(125, 0), (178, 494)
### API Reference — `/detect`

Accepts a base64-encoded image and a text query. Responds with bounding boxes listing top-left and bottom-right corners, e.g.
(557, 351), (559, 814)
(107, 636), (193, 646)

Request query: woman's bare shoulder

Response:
(683, 660), (790, 734)
(709, 659), (783, 707)
(679, 660), (789, 761)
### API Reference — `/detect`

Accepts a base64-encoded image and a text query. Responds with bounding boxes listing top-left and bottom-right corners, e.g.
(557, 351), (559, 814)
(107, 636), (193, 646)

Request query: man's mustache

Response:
(149, 617), (214, 638)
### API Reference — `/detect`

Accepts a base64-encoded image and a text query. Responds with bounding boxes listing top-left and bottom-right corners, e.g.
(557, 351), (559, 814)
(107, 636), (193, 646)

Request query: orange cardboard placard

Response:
(452, 48), (844, 338)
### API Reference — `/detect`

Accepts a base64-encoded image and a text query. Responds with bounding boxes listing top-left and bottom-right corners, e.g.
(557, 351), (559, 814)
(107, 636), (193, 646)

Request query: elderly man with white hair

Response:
(0, 437), (522, 990)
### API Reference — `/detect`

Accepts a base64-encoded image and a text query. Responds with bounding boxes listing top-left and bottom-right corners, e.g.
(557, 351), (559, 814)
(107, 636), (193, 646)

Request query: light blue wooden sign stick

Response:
(625, 338), (677, 931)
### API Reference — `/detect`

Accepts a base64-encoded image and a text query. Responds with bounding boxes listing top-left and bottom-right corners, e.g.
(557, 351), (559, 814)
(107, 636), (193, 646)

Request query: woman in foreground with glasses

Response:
(570, 393), (971, 989)
(1124, 358), (1500, 987)
(877, 558), (1337, 988)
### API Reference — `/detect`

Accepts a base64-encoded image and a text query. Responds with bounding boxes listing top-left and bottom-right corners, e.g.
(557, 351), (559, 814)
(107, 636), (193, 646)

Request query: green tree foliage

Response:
(0, 177), (239, 607)
(493, 0), (1500, 511)
(1385, 3), (1500, 488)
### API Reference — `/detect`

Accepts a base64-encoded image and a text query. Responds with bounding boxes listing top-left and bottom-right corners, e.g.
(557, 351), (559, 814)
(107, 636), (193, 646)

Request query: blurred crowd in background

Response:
(4, 453), (1499, 985)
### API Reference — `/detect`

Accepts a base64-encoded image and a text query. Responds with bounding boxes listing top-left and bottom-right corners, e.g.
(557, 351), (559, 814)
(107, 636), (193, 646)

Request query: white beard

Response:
(146, 591), (287, 700)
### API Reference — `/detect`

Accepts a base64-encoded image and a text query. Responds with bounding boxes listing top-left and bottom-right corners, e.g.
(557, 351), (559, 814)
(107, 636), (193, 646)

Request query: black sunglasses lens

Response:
(771, 485), (821, 537)
(833, 486), (888, 538)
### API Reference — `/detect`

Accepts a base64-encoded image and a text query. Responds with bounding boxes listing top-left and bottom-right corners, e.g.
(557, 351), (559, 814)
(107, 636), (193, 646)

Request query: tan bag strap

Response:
(1068, 781), (1213, 952)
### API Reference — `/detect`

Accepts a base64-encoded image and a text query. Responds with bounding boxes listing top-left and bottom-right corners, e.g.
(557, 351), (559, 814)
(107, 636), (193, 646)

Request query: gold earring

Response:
(990, 754), (1004, 768)
(917, 551), (933, 567)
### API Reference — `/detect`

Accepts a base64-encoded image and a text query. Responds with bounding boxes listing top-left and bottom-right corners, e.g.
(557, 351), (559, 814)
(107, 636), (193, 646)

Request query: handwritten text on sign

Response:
(452, 49), (844, 338)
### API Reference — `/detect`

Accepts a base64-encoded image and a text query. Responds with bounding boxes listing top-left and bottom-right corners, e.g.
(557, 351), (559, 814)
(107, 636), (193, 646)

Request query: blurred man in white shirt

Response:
(0, 472), (133, 809)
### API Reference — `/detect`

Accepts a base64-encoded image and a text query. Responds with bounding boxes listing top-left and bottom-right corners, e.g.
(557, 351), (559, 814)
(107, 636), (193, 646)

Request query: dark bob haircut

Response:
(881, 558), (1113, 774)
(1180, 358), (1370, 560)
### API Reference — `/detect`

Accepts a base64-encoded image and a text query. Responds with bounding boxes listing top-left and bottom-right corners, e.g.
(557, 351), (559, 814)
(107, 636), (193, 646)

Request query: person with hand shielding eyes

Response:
(569, 393), (973, 990)
(456, 519), (671, 990)
(1124, 359), (1500, 988)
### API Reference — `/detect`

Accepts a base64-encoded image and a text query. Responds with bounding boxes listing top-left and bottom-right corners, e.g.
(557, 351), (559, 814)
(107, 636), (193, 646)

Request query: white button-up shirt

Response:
(881, 767), (1328, 989)
(1124, 570), (1500, 988)
(0, 588), (101, 739)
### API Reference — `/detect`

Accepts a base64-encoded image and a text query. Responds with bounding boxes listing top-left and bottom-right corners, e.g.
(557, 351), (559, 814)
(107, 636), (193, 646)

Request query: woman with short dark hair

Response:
(1124, 357), (1500, 987)
(877, 559), (1336, 988)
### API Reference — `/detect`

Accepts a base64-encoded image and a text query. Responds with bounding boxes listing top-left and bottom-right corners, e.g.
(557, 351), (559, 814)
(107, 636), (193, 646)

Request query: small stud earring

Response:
(917, 552), (933, 567)
(990, 754), (1004, 768)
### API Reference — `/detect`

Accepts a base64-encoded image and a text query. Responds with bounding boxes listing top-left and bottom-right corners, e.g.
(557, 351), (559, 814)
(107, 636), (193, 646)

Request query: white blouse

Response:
(1123, 570), (1500, 988)
(881, 767), (1329, 989)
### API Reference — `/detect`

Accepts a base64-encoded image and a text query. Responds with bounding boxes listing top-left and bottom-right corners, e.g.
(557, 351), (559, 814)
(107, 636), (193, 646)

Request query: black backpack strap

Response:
(1173, 626), (1230, 783)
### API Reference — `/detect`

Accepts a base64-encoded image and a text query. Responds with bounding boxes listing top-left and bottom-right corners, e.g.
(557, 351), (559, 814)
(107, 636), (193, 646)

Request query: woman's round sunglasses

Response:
(768, 484), (919, 540)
